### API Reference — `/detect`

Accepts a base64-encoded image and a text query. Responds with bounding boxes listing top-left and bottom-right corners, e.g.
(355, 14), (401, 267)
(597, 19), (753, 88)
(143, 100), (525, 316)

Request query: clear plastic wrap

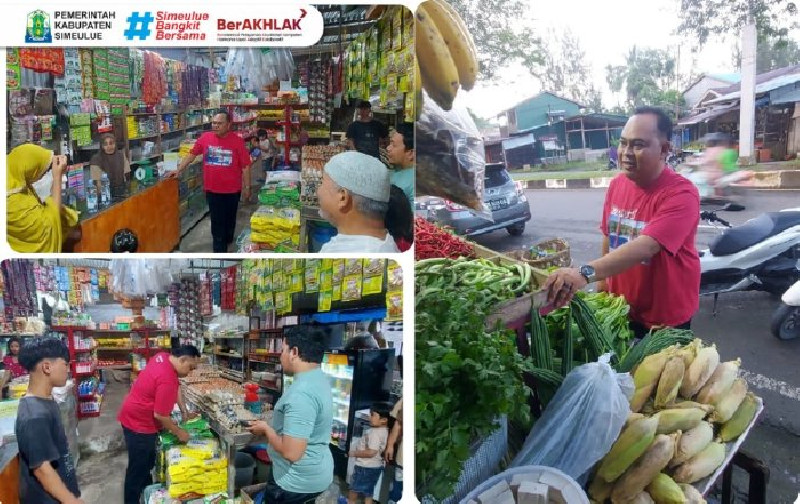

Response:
(510, 354), (634, 484)
(416, 91), (490, 218)
(109, 260), (191, 298)
(223, 49), (294, 92)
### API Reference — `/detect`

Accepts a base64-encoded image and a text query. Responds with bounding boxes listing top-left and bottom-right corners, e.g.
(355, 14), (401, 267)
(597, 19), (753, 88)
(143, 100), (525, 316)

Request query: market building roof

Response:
(705, 64), (800, 104)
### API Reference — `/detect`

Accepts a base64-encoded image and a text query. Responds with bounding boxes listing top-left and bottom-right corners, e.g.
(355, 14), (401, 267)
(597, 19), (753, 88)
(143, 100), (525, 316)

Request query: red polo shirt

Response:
(118, 353), (179, 434)
(191, 131), (251, 194)
(600, 169), (701, 328)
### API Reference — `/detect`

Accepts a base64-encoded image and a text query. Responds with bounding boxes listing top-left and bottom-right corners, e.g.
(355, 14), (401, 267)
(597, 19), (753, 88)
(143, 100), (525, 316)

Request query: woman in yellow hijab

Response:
(6, 144), (78, 252)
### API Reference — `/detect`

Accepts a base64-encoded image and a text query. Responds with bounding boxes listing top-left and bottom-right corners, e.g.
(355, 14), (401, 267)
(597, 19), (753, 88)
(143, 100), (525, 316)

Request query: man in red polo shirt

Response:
(118, 345), (200, 504)
(545, 107), (701, 339)
(171, 111), (252, 252)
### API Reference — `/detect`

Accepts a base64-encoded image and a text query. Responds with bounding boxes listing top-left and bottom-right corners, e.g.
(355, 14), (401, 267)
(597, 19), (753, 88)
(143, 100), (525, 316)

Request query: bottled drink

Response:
(100, 173), (111, 206)
(87, 185), (98, 212)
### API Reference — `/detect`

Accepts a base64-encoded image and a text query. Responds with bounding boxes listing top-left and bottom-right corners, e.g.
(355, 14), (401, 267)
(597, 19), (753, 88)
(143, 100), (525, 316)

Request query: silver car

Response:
(416, 163), (532, 236)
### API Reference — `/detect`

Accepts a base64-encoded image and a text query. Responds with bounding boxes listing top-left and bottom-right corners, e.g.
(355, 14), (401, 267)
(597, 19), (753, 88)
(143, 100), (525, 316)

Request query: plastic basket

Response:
(459, 465), (589, 504)
(420, 416), (508, 504)
(506, 238), (571, 270)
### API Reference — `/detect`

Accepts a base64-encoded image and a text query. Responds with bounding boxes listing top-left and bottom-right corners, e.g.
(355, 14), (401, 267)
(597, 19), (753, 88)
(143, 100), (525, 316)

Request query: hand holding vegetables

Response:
(545, 267), (589, 307)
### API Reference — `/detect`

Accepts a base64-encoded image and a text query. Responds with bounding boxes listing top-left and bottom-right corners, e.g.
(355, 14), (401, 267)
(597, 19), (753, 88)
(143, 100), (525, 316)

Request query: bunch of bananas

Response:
(415, 0), (479, 111)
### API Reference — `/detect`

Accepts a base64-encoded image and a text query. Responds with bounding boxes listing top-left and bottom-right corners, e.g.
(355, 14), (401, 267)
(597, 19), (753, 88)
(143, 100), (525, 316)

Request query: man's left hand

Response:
(242, 186), (252, 201)
(544, 267), (588, 308)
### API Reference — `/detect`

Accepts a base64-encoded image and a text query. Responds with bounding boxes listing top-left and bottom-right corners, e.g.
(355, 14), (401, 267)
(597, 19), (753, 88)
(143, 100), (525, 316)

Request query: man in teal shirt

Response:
(387, 122), (414, 207)
(249, 326), (333, 502)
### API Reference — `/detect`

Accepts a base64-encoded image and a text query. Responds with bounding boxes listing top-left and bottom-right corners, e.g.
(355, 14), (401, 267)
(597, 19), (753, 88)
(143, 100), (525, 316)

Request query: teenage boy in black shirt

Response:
(15, 338), (83, 504)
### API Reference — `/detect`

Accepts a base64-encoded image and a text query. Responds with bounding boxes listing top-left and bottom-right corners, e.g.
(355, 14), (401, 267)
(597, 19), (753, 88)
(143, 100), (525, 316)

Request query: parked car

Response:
(415, 163), (532, 236)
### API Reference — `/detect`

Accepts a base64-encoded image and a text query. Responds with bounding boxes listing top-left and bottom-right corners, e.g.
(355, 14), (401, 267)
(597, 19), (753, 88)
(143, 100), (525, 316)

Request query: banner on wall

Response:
(1, 2), (324, 47)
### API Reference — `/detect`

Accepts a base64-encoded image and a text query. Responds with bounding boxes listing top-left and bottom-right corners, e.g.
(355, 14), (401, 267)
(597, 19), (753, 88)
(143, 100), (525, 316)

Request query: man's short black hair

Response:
(257, 129), (268, 139)
(19, 337), (70, 372)
(358, 100), (372, 109)
(395, 122), (414, 151)
(633, 106), (673, 140)
(215, 110), (232, 123)
(172, 345), (200, 358)
(284, 325), (328, 364)
(371, 401), (393, 419)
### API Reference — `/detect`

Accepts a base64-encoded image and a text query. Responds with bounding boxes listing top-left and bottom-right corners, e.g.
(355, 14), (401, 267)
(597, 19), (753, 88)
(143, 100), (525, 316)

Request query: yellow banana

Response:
(415, 5), (460, 110)
(422, 0), (479, 91)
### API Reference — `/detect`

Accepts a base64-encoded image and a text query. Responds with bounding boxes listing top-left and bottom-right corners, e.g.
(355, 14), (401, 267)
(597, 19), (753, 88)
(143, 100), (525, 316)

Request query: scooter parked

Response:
(771, 280), (800, 340)
(698, 208), (800, 314)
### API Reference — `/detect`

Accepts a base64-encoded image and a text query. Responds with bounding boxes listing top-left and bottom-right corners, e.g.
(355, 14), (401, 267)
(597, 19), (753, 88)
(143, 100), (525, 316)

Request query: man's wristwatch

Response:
(579, 265), (597, 284)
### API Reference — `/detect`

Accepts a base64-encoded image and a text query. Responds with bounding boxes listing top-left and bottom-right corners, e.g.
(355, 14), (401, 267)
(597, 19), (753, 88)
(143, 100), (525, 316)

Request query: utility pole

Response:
(739, 0), (758, 165)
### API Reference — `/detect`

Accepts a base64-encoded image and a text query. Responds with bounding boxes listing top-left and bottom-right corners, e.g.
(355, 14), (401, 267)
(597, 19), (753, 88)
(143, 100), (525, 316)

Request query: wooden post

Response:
(606, 121), (611, 148)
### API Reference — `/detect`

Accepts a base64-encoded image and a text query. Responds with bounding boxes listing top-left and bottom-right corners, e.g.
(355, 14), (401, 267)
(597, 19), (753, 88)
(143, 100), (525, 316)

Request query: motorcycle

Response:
(698, 208), (800, 316)
(772, 280), (800, 340)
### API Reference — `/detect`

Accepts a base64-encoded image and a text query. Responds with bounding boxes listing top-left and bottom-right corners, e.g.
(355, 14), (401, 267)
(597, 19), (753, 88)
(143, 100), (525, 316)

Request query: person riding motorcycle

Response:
(699, 133), (739, 198)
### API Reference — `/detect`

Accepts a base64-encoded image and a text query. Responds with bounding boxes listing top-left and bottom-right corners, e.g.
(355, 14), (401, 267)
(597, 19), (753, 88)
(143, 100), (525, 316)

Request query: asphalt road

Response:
(472, 188), (800, 503)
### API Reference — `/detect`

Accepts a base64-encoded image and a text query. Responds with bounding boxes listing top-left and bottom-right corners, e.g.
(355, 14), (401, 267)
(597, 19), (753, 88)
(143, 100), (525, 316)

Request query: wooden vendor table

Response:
(73, 178), (180, 252)
(0, 442), (20, 504)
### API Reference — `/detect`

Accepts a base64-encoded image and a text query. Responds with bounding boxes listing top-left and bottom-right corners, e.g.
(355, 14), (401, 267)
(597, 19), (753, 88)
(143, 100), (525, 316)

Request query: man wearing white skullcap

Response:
(317, 152), (400, 253)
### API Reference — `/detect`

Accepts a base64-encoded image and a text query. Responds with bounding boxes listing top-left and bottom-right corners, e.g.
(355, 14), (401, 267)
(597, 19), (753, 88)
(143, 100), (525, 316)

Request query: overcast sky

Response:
(459, 0), (799, 119)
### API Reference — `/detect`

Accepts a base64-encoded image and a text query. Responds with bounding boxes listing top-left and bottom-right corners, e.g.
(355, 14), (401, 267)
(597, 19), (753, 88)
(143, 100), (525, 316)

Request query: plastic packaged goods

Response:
(416, 90), (490, 218)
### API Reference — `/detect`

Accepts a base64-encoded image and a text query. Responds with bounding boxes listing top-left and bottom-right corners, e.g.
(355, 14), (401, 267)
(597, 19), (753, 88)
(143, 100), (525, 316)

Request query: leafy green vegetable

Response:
(416, 259), (534, 499)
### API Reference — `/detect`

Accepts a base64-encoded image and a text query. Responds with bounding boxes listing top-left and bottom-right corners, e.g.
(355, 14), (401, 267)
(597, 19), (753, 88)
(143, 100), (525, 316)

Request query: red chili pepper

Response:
(414, 217), (476, 260)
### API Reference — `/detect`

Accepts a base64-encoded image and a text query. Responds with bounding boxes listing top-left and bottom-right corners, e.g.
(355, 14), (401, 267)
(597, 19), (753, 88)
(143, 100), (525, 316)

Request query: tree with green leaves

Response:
(677, 0), (798, 46)
(448, 0), (545, 81)
(605, 47), (685, 116)
(732, 34), (800, 72)
(539, 28), (604, 113)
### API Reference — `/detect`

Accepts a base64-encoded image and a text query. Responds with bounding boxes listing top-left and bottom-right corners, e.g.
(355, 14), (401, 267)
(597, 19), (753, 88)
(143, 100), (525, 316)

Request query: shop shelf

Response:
(129, 133), (160, 141)
(98, 364), (131, 370)
(214, 352), (244, 358)
(131, 153), (163, 165)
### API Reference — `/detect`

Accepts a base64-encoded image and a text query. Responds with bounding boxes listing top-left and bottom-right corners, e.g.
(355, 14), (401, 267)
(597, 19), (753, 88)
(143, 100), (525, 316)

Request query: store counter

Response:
(0, 442), (20, 504)
(72, 177), (180, 252)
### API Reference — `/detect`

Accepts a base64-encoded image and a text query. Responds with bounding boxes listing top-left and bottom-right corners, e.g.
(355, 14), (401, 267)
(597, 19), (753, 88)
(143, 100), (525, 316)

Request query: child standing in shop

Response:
(348, 403), (391, 504)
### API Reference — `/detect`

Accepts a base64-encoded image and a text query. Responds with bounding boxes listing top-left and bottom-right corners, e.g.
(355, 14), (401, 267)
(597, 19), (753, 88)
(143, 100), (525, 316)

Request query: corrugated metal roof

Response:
(708, 73), (741, 84)
(770, 88), (800, 105)
(502, 133), (536, 150)
(565, 113), (628, 124)
(706, 65), (800, 104)
(501, 91), (585, 115)
(677, 104), (739, 125)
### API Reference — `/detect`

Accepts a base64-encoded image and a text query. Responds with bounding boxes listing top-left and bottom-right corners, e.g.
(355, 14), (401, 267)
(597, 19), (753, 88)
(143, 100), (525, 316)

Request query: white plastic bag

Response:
(510, 354), (634, 484)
